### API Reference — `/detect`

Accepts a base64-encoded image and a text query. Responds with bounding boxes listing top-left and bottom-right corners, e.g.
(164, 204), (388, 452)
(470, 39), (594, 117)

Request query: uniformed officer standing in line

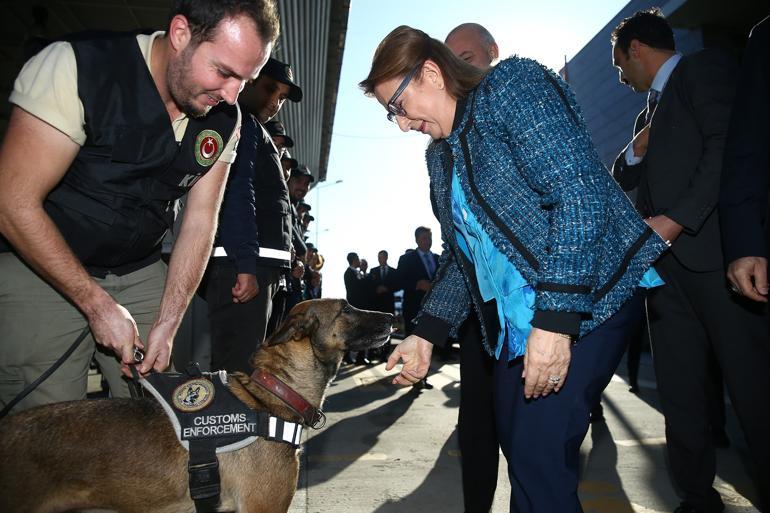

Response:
(204, 58), (303, 373)
(0, 0), (280, 412)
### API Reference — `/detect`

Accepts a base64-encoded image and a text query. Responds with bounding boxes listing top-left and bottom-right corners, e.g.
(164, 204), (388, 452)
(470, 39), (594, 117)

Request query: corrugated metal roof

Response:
(272, 0), (349, 183)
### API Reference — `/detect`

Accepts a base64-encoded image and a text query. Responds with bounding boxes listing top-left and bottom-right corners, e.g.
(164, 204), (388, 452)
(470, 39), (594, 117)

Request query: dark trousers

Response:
(626, 311), (646, 388)
(648, 254), (770, 512)
(205, 259), (280, 373)
(458, 316), (499, 513)
(494, 291), (644, 513)
(266, 285), (288, 338)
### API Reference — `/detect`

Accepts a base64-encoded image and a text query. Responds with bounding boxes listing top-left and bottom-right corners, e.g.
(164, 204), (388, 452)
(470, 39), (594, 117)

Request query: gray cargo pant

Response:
(0, 253), (165, 413)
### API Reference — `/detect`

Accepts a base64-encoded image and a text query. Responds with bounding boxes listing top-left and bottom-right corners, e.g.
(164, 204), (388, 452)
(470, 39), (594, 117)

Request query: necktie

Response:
(645, 89), (659, 124)
(422, 253), (435, 279)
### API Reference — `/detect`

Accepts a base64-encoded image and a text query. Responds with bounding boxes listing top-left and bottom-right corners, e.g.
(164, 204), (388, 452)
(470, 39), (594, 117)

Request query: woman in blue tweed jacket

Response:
(361, 26), (667, 512)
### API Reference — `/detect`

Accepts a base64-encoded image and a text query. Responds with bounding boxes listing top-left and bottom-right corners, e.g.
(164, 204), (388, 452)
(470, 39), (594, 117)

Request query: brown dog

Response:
(0, 299), (393, 513)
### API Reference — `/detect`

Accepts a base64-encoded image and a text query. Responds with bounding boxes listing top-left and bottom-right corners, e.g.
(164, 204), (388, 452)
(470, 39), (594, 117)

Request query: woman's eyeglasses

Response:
(386, 64), (421, 123)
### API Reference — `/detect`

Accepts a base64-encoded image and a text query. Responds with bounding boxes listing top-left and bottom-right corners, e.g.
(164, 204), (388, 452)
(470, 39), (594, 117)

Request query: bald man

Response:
(445, 23), (499, 69)
(445, 23), (500, 513)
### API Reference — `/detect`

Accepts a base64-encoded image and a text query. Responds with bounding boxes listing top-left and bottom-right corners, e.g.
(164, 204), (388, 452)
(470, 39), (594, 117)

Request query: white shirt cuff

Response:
(625, 143), (643, 166)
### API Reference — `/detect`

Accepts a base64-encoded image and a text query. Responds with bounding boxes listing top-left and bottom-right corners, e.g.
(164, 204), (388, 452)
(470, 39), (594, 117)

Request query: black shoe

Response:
(673, 503), (705, 513)
(589, 404), (605, 423)
(412, 378), (433, 390)
(356, 356), (372, 366)
(713, 428), (731, 449)
(628, 384), (640, 394)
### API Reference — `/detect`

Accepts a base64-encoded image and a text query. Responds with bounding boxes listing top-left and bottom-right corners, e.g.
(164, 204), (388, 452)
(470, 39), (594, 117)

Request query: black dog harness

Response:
(139, 364), (304, 513)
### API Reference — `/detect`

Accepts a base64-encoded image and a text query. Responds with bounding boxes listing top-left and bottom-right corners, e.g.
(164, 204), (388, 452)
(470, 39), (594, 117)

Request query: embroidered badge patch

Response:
(194, 129), (224, 167)
(172, 378), (215, 412)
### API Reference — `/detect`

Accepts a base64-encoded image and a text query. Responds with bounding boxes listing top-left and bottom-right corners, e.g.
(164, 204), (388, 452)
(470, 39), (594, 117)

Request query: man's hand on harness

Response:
(86, 295), (144, 368)
(129, 320), (175, 375)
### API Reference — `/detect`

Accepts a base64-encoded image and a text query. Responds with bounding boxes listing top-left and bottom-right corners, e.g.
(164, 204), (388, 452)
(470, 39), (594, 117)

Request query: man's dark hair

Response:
(378, 250), (388, 258)
(414, 226), (432, 239)
(611, 7), (675, 54)
(346, 252), (359, 264)
(169, 0), (280, 47)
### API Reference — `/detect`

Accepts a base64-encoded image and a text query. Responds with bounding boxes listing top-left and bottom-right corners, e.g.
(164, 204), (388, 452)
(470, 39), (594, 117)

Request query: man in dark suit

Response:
(611, 10), (770, 513)
(369, 250), (398, 314)
(343, 252), (365, 308)
(396, 227), (439, 389)
(343, 251), (372, 365)
(369, 250), (398, 361)
(720, 16), (770, 304)
(446, 23), (502, 513)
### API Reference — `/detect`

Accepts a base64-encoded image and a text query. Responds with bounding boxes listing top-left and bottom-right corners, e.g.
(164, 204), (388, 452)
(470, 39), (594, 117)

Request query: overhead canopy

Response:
(0, 0), (350, 182)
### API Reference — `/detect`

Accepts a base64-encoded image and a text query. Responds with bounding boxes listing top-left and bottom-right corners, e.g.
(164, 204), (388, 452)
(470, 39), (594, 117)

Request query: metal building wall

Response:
(272, 0), (348, 183)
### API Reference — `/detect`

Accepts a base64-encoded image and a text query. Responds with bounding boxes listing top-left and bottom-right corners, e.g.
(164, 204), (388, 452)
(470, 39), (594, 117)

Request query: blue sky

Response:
(312, 0), (628, 298)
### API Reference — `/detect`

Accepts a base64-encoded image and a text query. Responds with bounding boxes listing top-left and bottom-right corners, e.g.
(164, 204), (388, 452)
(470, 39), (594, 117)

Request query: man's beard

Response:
(167, 46), (211, 118)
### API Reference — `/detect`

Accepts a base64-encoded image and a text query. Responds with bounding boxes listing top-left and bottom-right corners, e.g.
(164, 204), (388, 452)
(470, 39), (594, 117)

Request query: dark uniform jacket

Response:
(214, 114), (292, 272)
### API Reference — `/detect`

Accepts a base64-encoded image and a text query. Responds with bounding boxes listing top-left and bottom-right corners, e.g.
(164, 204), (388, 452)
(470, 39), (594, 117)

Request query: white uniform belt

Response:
(213, 246), (291, 261)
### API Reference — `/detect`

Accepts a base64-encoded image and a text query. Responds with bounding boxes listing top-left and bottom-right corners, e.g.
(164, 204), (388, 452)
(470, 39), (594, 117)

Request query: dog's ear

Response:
(265, 314), (320, 346)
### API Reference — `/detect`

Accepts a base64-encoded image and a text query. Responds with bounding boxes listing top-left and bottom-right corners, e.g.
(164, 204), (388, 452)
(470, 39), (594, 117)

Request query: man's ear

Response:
(489, 42), (499, 62)
(167, 14), (192, 54)
(628, 39), (642, 59)
(265, 314), (320, 346)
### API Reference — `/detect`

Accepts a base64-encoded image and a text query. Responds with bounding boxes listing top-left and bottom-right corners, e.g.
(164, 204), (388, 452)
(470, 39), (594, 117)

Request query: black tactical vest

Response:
(1, 33), (238, 277)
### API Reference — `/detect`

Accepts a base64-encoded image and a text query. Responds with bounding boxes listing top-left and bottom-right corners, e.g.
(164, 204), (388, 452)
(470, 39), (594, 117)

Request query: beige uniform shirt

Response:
(9, 31), (239, 162)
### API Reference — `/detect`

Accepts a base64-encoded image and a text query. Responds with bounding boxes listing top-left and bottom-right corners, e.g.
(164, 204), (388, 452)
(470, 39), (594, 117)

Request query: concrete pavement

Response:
(288, 344), (762, 513)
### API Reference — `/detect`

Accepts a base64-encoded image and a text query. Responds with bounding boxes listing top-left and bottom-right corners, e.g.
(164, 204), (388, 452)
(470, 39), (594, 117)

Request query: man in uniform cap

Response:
(264, 119), (295, 152)
(238, 57), (302, 123)
(204, 55), (304, 373)
(280, 150), (298, 181)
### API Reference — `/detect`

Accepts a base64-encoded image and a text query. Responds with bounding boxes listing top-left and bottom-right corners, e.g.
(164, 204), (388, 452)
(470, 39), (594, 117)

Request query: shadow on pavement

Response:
(580, 419), (637, 513)
(323, 373), (402, 413)
(371, 428), (464, 513)
(305, 385), (421, 486)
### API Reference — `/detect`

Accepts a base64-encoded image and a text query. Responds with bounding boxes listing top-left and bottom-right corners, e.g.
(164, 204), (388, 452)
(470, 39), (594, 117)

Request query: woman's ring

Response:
(547, 375), (561, 384)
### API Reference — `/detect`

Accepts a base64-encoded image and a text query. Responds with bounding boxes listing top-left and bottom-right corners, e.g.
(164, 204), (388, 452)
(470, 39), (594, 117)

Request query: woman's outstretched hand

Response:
(386, 335), (433, 386)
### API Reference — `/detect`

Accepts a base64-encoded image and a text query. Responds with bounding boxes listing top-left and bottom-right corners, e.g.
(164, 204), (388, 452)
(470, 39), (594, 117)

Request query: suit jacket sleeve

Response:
(343, 269), (359, 302)
(220, 114), (259, 275)
(612, 111), (648, 191)
(665, 51), (738, 235)
(719, 19), (770, 262)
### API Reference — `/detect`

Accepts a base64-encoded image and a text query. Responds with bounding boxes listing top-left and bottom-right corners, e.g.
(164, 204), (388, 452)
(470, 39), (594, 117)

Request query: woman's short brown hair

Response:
(359, 25), (488, 100)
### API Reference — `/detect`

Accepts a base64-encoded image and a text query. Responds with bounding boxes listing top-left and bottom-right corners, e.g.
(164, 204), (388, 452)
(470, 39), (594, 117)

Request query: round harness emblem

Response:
(172, 378), (215, 412)
(194, 129), (224, 167)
